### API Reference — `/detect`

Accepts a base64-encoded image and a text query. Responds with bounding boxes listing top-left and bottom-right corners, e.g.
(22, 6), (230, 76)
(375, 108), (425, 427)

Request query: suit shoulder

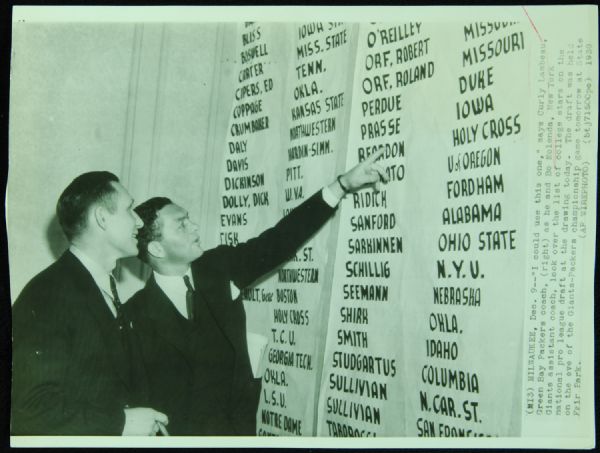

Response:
(14, 258), (72, 306)
(12, 257), (78, 326)
(125, 283), (164, 322)
(193, 245), (233, 270)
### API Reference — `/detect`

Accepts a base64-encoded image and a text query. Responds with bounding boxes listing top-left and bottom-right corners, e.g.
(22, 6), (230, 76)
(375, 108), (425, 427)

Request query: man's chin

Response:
(192, 248), (204, 261)
(125, 243), (140, 258)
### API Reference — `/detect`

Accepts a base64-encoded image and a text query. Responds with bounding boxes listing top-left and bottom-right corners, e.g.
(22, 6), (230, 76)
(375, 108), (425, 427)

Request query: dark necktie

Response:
(109, 275), (127, 329)
(183, 275), (195, 321)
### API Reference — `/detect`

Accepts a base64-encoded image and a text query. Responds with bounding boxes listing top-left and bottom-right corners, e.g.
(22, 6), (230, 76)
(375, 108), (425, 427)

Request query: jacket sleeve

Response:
(11, 283), (126, 436)
(216, 189), (337, 290)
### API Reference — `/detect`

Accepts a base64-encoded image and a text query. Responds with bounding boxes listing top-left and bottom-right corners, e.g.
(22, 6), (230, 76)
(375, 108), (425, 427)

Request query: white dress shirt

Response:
(69, 245), (118, 318)
(154, 269), (195, 319)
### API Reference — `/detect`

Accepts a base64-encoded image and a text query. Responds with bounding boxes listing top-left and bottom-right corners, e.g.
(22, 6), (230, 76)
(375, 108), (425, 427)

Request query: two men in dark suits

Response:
(11, 171), (168, 435)
(127, 150), (388, 435)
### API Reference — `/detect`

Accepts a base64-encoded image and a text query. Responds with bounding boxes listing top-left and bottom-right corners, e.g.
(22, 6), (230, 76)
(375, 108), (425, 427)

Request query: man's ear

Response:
(147, 240), (165, 259)
(92, 205), (109, 230)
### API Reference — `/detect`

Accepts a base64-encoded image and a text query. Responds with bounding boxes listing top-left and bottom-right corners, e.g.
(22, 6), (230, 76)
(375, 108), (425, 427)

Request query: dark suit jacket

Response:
(127, 190), (337, 435)
(11, 251), (144, 435)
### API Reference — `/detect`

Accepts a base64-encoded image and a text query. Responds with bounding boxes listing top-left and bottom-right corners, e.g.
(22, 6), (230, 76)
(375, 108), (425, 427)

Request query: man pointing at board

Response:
(126, 149), (388, 435)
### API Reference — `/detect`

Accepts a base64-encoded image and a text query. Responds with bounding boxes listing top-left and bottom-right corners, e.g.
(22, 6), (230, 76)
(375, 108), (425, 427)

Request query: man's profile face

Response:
(103, 182), (144, 258)
(155, 203), (204, 266)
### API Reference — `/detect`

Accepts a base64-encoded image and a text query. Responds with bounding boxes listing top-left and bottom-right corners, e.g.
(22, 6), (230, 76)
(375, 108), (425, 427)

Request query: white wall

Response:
(8, 22), (234, 300)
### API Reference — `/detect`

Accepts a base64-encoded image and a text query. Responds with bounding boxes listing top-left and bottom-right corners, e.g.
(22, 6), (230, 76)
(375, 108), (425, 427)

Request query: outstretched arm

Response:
(220, 147), (389, 290)
(326, 147), (389, 200)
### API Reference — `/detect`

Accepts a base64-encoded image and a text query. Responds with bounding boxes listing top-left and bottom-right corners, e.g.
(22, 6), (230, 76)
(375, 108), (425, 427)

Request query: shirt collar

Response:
(69, 245), (114, 296)
(153, 268), (194, 290)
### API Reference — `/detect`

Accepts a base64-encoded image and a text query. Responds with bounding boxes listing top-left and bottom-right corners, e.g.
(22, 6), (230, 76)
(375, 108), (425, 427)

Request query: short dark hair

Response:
(56, 171), (120, 241)
(134, 197), (173, 263)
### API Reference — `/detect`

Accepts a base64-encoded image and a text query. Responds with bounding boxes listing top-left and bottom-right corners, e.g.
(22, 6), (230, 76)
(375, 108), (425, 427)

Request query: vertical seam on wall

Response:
(213, 24), (228, 236)
(201, 23), (225, 239)
(121, 24), (140, 180)
(147, 24), (167, 199)
(124, 24), (145, 189)
(212, 24), (227, 225)
(202, 25), (218, 227)
(117, 23), (143, 280)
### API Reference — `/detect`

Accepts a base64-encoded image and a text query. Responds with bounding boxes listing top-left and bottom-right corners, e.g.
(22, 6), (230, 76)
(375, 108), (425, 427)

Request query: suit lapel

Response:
(62, 251), (131, 387)
(192, 267), (238, 350)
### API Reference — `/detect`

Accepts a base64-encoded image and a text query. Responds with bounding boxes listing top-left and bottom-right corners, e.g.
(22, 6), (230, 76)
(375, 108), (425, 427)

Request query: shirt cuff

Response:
(321, 186), (342, 207)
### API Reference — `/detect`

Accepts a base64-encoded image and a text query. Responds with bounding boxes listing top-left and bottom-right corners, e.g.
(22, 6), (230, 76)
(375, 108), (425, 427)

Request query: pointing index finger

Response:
(365, 147), (384, 164)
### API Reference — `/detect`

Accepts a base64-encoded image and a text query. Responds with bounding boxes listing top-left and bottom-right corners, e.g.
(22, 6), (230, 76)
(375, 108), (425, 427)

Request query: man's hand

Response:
(328, 147), (389, 197)
(122, 407), (169, 436)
